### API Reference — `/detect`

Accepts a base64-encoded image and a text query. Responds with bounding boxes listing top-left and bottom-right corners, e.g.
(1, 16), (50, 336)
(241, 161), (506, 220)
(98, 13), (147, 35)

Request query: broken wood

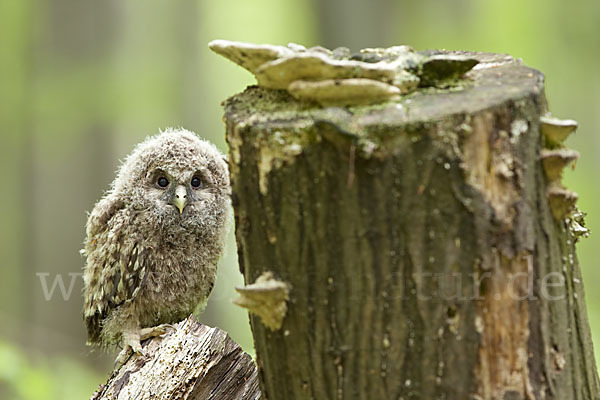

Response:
(90, 316), (260, 400)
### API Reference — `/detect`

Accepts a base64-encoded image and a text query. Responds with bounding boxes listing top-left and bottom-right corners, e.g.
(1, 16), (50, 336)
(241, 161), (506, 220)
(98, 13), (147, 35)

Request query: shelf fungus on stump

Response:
(540, 115), (578, 148)
(540, 148), (579, 181)
(233, 272), (290, 331)
(539, 114), (582, 221)
(208, 39), (478, 106)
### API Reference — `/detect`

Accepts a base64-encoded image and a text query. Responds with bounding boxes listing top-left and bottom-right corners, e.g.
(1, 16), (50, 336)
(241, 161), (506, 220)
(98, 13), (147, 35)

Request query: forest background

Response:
(1, 0), (599, 398)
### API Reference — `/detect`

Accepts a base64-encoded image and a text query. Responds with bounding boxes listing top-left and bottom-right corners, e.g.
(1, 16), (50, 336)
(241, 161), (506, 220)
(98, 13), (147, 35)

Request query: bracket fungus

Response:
(540, 115), (578, 148)
(547, 187), (579, 220)
(288, 78), (403, 106)
(419, 54), (479, 86)
(233, 272), (290, 331)
(208, 39), (478, 106)
(539, 114), (582, 220)
(540, 149), (579, 181)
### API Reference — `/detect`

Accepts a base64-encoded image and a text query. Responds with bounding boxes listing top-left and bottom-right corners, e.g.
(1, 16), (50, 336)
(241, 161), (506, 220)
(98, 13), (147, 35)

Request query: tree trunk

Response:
(90, 316), (260, 400)
(224, 51), (600, 399)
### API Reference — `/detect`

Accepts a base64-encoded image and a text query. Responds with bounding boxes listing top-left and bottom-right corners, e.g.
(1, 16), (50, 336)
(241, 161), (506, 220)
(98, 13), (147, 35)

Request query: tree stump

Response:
(90, 316), (260, 400)
(218, 42), (600, 400)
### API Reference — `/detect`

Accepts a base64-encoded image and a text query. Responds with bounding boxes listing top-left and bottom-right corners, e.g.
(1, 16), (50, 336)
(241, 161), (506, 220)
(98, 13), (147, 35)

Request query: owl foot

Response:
(114, 329), (146, 368)
(139, 323), (175, 340)
(114, 325), (175, 368)
(114, 346), (134, 368)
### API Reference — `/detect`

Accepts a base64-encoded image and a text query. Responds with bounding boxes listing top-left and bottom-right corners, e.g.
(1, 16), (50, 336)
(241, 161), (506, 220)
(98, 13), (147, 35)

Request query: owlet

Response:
(81, 128), (230, 363)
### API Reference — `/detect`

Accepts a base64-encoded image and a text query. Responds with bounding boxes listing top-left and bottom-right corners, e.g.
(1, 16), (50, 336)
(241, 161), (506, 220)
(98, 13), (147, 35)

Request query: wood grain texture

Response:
(90, 316), (260, 400)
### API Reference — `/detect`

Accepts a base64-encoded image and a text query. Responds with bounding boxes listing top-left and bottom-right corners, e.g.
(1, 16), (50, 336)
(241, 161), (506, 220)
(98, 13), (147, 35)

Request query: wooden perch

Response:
(90, 316), (260, 400)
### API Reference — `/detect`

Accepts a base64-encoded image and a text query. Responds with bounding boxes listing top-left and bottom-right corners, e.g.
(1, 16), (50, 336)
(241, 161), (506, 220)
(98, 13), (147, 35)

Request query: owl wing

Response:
(82, 195), (148, 345)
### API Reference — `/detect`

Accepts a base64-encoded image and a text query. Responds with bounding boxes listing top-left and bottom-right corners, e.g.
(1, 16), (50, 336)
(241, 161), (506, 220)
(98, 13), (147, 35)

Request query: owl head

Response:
(111, 128), (230, 235)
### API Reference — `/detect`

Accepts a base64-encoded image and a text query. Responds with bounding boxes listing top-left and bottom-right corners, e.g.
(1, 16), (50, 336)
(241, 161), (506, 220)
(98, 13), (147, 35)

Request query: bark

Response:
(224, 51), (600, 399)
(90, 316), (260, 400)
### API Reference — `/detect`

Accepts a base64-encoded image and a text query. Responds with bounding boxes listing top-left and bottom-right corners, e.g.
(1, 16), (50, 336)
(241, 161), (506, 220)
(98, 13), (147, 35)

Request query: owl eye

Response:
(157, 176), (169, 188)
(191, 176), (202, 188)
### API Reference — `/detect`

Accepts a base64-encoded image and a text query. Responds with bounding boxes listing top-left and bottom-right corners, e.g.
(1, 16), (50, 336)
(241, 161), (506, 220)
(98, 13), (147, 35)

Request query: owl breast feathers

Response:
(82, 128), (230, 347)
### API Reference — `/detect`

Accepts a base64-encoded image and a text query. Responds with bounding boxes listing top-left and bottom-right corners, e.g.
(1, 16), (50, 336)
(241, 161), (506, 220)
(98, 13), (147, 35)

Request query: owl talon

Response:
(130, 342), (146, 356)
(114, 342), (148, 368)
(114, 346), (133, 368)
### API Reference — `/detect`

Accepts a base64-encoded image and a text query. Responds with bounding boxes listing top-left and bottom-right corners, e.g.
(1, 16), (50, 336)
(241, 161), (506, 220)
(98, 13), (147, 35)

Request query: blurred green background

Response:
(0, 0), (599, 398)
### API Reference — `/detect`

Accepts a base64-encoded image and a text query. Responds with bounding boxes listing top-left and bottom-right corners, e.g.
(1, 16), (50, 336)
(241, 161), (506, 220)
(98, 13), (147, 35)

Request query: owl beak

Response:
(173, 185), (188, 214)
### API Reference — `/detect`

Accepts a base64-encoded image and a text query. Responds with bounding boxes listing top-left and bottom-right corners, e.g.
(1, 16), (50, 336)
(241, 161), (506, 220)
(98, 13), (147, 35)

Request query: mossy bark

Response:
(224, 51), (599, 400)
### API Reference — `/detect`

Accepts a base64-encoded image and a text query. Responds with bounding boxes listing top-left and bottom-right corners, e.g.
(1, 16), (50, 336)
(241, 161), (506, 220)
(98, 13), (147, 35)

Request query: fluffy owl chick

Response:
(82, 128), (230, 363)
